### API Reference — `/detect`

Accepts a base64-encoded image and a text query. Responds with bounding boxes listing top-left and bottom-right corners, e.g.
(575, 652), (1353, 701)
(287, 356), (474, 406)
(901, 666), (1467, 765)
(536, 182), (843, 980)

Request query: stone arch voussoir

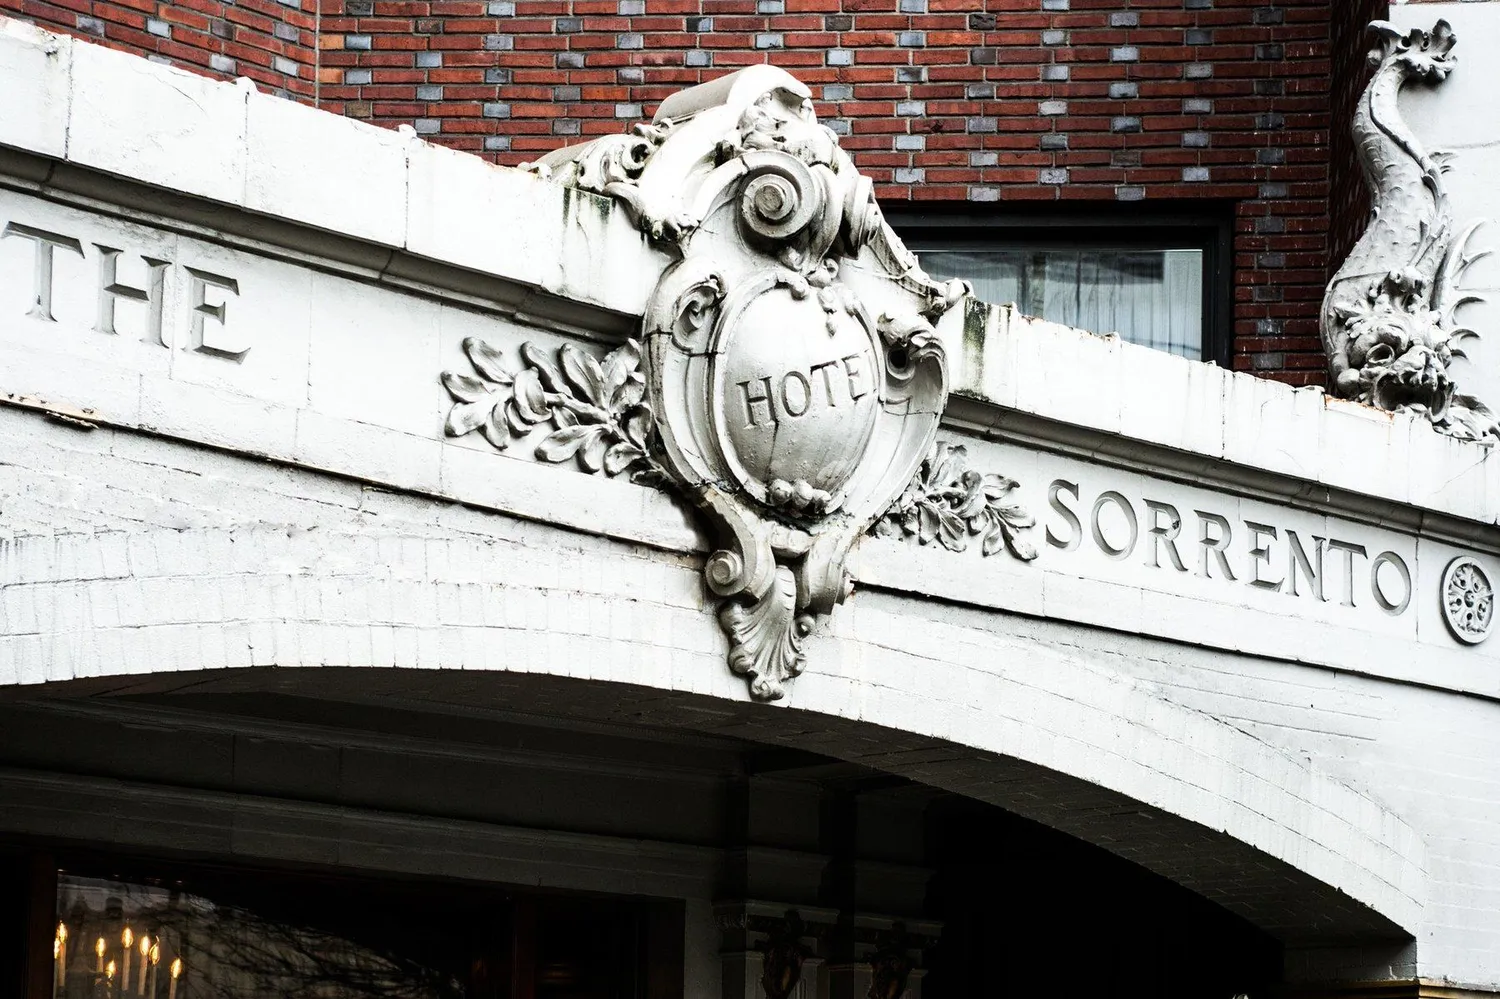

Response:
(0, 525), (1423, 944)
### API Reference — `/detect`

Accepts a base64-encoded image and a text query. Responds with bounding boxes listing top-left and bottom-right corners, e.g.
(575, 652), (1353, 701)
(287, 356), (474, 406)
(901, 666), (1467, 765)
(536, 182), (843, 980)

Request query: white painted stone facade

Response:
(2, 15), (1500, 992)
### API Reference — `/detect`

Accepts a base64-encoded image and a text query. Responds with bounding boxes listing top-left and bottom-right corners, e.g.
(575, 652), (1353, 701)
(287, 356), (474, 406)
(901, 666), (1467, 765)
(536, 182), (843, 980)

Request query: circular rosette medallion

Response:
(711, 279), (881, 516)
(1441, 555), (1494, 645)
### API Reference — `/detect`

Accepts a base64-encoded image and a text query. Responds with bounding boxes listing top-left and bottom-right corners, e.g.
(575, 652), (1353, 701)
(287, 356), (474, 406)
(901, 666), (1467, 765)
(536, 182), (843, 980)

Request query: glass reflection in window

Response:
(54, 874), (462, 999)
(915, 246), (1205, 361)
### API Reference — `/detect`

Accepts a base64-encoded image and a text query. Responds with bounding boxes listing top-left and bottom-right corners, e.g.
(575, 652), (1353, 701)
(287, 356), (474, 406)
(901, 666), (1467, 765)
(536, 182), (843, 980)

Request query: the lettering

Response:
(1246, 521), (1282, 591)
(2, 216), (247, 359)
(1286, 530), (1324, 600)
(186, 267), (245, 360)
(739, 376), (776, 428)
(780, 369), (812, 418)
(1195, 510), (1236, 580)
(810, 360), (841, 406)
(737, 353), (872, 428)
(1371, 551), (1412, 615)
(1327, 539), (1367, 608)
(94, 244), (168, 344)
(2, 222), (83, 321)
(843, 353), (869, 401)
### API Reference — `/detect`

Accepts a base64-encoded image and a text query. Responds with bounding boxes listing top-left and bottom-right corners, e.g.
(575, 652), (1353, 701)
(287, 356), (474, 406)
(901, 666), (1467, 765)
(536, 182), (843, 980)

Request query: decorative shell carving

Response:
(1322, 19), (1498, 441)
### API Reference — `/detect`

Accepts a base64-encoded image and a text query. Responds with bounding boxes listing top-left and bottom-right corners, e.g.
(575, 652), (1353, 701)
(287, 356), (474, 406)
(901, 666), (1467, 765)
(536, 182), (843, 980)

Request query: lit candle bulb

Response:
(149, 943), (160, 999)
(167, 958), (181, 999)
(95, 937), (105, 973)
(55, 923), (67, 986)
(137, 935), (150, 995)
(106, 960), (116, 984)
(122, 928), (133, 992)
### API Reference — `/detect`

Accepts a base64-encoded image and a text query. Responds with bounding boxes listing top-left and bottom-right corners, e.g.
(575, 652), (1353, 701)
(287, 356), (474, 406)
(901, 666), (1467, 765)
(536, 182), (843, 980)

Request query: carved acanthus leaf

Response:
(875, 442), (1039, 561)
(440, 336), (661, 481)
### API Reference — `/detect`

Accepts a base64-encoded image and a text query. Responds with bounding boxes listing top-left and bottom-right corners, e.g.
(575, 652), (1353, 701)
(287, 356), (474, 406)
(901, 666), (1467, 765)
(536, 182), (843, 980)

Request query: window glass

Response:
(54, 874), (462, 999)
(913, 245), (1206, 361)
(51, 871), (652, 999)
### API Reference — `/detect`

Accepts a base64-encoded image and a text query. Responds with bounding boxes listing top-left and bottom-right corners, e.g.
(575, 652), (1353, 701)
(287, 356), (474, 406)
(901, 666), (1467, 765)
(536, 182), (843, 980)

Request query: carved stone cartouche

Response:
(525, 66), (965, 700)
(1322, 19), (1497, 441)
(443, 66), (1040, 700)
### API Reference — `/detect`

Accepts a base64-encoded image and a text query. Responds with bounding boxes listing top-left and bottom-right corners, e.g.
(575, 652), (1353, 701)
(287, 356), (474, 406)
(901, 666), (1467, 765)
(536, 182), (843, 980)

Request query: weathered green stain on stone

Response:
(961, 295), (991, 402)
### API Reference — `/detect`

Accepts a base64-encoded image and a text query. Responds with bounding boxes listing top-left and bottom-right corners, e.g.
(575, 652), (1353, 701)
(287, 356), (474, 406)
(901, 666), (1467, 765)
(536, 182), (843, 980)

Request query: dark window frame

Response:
(886, 203), (1235, 369)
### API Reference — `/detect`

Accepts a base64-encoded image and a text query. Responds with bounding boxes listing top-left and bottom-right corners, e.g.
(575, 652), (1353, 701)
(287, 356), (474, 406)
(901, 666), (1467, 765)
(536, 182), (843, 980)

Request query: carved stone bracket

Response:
(1322, 19), (1498, 441)
(842, 915), (940, 999)
(524, 119), (693, 242)
(446, 66), (980, 700)
(865, 924), (916, 999)
(714, 902), (836, 999)
(758, 910), (812, 999)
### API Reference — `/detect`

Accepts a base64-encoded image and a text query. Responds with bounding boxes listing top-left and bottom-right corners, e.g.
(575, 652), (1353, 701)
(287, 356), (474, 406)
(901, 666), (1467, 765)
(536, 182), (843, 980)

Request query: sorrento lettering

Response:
(1, 219), (246, 359)
(1046, 479), (1413, 615)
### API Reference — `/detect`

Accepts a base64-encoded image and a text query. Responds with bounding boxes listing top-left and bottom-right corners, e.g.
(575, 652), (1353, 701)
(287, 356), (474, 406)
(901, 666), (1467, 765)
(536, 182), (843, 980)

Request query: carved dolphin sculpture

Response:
(1321, 19), (1498, 441)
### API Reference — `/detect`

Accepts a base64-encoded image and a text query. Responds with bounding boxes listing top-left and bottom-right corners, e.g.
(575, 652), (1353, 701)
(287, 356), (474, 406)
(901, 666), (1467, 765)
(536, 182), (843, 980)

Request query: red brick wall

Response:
(1327, 0), (1386, 281)
(0, 0), (316, 97)
(2, 0), (1381, 387)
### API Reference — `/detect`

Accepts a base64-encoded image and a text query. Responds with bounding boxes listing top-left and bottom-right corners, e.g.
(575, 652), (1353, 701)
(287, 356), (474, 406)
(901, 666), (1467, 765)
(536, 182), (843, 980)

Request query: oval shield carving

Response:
(712, 280), (880, 515)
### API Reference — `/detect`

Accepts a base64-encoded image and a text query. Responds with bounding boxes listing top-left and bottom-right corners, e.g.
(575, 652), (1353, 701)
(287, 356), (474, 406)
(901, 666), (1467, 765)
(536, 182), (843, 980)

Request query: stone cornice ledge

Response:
(0, 15), (663, 331)
(2, 15), (1495, 533)
(942, 290), (1498, 531)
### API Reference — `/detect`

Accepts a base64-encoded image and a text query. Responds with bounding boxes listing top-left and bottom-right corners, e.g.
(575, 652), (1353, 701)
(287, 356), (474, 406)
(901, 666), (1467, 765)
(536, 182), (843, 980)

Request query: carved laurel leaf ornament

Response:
(441, 336), (661, 481)
(442, 66), (1039, 700)
(875, 442), (1040, 561)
